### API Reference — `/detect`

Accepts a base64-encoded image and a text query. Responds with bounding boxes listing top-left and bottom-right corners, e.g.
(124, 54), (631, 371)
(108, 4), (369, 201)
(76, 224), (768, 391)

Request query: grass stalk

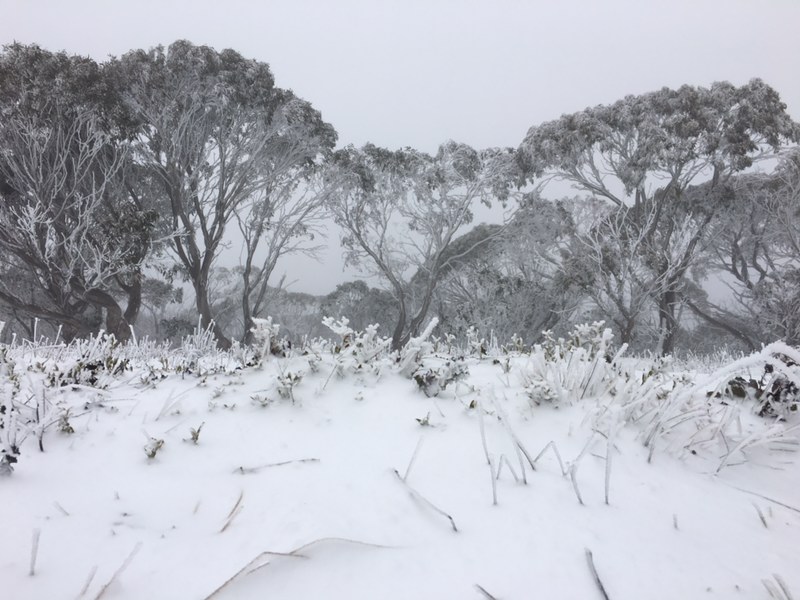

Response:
(93, 542), (142, 600)
(584, 548), (611, 600)
(29, 528), (41, 576)
(393, 469), (458, 532)
(403, 436), (425, 481)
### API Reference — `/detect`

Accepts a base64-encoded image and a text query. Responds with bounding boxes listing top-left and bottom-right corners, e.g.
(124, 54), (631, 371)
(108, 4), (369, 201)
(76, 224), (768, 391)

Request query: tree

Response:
(0, 44), (155, 340)
(433, 200), (583, 343)
(320, 280), (398, 335)
(699, 151), (800, 346)
(113, 41), (334, 348)
(235, 97), (335, 344)
(520, 80), (799, 354)
(326, 141), (520, 350)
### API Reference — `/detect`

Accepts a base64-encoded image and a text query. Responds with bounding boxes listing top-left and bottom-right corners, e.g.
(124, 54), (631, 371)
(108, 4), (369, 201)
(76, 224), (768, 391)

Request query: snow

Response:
(1, 342), (799, 599)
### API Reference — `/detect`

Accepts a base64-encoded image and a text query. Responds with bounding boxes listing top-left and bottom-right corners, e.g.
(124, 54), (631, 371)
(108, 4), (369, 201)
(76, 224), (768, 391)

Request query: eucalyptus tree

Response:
(433, 198), (584, 343)
(325, 141), (520, 350)
(520, 80), (798, 354)
(699, 151), (800, 346)
(235, 97), (336, 345)
(113, 41), (335, 348)
(0, 44), (155, 340)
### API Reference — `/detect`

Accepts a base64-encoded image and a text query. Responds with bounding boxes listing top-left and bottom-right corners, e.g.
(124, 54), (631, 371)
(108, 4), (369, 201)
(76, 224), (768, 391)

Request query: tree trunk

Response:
(194, 278), (232, 349)
(657, 289), (680, 356)
(390, 303), (408, 352)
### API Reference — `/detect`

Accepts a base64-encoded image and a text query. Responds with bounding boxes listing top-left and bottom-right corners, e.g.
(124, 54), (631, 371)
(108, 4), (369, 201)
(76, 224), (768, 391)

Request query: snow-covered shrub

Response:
(680, 342), (800, 420)
(250, 317), (285, 364)
(465, 326), (487, 357)
(521, 322), (622, 406)
(501, 333), (528, 355)
(322, 317), (392, 377)
(600, 343), (800, 470)
(397, 318), (439, 377)
(276, 371), (303, 403)
(412, 358), (469, 397)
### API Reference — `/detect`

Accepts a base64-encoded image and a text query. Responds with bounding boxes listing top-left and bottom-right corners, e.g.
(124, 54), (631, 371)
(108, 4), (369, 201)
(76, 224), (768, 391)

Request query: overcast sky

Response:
(2, 0), (799, 293)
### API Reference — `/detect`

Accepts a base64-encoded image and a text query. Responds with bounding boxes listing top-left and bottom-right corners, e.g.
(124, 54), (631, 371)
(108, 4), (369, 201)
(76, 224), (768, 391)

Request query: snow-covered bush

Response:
(250, 317), (283, 365)
(595, 343), (800, 470)
(397, 318), (439, 377)
(412, 358), (469, 397)
(322, 316), (392, 377)
(520, 322), (622, 406)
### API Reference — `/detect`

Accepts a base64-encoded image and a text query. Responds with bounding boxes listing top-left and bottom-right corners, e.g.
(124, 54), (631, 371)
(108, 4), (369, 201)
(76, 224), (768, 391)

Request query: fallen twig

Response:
(725, 484), (800, 514)
(54, 501), (70, 516)
(76, 566), (98, 599)
(753, 503), (769, 528)
(763, 573), (796, 600)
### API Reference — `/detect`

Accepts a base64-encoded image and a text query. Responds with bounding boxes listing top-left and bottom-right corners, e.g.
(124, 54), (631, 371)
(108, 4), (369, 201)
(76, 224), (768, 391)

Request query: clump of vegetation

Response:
(276, 371), (303, 403)
(521, 322), (621, 406)
(413, 359), (469, 397)
(721, 352), (799, 418)
(187, 423), (204, 445)
(144, 437), (165, 460)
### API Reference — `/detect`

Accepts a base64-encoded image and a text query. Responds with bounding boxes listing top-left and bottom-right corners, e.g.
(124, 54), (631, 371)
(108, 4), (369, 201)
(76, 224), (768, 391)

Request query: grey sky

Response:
(2, 0), (799, 293)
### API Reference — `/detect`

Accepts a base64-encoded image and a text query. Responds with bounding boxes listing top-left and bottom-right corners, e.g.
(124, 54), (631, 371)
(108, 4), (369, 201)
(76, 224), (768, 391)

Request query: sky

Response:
(2, 0), (799, 293)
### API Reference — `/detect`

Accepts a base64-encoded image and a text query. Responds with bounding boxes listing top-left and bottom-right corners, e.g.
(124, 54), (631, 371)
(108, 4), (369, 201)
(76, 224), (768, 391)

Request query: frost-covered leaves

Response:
(521, 79), (799, 189)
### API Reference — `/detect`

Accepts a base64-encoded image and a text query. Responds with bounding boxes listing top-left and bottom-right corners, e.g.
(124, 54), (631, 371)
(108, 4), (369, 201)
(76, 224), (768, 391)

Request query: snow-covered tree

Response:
(113, 41), (335, 348)
(520, 80), (799, 354)
(699, 150), (800, 346)
(0, 45), (155, 340)
(325, 141), (520, 350)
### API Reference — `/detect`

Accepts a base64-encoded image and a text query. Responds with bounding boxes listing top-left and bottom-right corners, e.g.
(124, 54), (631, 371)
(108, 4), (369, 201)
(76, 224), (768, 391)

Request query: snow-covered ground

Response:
(1, 330), (799, 600)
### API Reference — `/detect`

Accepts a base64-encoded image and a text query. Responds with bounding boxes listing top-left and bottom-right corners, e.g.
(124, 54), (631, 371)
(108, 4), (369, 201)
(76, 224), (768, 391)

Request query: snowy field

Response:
(1, 323), (799, 600)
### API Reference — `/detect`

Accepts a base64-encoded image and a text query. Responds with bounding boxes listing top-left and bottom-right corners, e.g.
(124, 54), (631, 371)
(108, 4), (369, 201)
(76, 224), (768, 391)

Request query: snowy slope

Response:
(1, 347), (799, 600)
